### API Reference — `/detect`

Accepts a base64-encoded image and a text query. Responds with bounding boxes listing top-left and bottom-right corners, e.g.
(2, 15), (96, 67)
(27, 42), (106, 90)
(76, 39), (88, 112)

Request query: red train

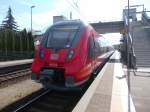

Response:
(31, 20), (114, 90)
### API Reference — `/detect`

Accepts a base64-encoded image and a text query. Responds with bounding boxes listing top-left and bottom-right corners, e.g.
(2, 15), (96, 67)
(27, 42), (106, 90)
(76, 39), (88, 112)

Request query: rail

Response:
(14, 90), (51, 112)
(0, 68), (31, 88)
(12, 90), (84, 112)
(0, 62), (32, 75)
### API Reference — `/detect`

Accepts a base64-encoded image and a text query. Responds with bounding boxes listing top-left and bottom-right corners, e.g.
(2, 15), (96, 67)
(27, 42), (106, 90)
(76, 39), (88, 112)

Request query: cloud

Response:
(29, 0), (126, 31)
(31, 0), (74, 31)
(16, 0), (32, 7)
(78, 0), (125, 22)
(15, 12), (30, 30)
(13, 0), (70, 31)
(13, 0), (150, 32)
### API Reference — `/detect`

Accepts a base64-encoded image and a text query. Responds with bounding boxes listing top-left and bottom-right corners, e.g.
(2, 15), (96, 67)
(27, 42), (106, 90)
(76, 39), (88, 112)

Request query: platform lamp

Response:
(27, 5), (35, 53)
(31, 5), (35, 34)
(127, 0), (130, 68)
(126, 1), (131, 112)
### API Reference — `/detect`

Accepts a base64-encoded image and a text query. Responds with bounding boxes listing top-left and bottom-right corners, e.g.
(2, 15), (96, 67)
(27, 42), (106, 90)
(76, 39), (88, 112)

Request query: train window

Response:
(94, 38), (101, 56)
(99, 36), (112, 53)
(45, 24), (80, 49)
(94, 39), (101, 56)
(88, 38), (95, 58)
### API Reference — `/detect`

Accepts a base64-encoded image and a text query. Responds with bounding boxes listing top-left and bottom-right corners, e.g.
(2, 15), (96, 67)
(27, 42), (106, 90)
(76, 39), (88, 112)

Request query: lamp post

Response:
(27, 5), (35, 52)
(31, 5), (35, 33)
(127, 1), (131, 112)
(127, 0), (130, 68)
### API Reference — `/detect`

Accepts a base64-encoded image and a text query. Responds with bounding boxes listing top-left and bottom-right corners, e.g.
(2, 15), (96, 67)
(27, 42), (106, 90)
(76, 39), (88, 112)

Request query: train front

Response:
(31, 21), (86, 90)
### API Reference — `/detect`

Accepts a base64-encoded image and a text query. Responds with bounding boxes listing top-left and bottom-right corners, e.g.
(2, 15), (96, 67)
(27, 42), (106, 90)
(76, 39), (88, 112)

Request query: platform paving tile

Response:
(72, 51), (130, 112)
(124, 70), (150, 112)
(85, 62), (114, 112)
(86, 94), (111, 112)
(133, 97), (150, 112)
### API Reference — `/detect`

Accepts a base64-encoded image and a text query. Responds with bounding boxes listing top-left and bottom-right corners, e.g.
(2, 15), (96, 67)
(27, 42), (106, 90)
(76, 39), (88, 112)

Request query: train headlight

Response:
(66, 50), (74, 60)
(39, 49), (44, 59)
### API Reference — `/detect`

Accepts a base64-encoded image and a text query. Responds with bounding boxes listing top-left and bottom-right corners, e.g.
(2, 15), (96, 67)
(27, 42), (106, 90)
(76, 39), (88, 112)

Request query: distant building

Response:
(53, 15), (67, 23)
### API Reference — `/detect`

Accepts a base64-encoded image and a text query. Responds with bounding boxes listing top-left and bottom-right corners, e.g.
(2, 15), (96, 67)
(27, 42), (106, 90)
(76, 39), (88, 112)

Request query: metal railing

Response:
(123, 8), (137, 68)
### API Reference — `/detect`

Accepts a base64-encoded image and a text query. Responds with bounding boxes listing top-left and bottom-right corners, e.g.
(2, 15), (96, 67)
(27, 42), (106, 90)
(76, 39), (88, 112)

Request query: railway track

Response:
(1, 58), (111, 112)
(11, 59), (109, 112)
(11, 89), (85, 112)
(0, 68), (31, 88)
(0, 62), (32, 88)
(0, 63), (31, 75)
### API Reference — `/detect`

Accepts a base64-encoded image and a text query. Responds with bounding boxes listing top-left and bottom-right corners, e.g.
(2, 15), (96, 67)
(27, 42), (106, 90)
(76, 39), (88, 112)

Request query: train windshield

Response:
(44, 24), (80, 49)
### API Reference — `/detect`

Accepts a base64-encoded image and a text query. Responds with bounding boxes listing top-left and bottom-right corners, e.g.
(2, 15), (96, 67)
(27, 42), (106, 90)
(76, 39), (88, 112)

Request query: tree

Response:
(1, 7), (18, 31)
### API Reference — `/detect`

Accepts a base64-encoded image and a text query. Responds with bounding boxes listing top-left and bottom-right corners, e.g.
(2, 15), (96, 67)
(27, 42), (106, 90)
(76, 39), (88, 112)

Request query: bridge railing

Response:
(129, 34), (136, 68)
(142, 11), (150, 25)
(123, 10), (137, 69)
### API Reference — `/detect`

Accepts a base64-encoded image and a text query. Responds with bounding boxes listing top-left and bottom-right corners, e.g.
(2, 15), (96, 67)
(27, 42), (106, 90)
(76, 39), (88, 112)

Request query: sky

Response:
(0, 0), (149, 44)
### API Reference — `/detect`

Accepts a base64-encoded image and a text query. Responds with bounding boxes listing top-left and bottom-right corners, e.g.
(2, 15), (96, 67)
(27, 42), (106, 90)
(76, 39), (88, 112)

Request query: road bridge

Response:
(90, 21), (124, 34)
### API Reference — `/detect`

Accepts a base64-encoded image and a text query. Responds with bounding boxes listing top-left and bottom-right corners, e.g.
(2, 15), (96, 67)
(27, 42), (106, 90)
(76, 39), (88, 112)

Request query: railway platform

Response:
(73, 51), (150, 112)
(0, 59), (33, 68)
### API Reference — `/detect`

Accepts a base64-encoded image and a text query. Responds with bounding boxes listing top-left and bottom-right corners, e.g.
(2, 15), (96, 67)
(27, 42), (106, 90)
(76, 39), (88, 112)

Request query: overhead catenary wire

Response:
(65, 0), (89, 23)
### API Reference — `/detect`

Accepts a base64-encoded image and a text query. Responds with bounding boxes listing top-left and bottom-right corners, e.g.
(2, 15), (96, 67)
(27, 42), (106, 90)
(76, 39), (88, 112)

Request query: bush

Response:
(0, 28), (35, 60)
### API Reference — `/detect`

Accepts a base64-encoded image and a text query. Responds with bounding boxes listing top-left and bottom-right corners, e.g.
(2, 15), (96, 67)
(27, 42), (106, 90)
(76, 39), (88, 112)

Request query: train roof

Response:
(51, 20), (87, 27)
(45, 20), (98, 36)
